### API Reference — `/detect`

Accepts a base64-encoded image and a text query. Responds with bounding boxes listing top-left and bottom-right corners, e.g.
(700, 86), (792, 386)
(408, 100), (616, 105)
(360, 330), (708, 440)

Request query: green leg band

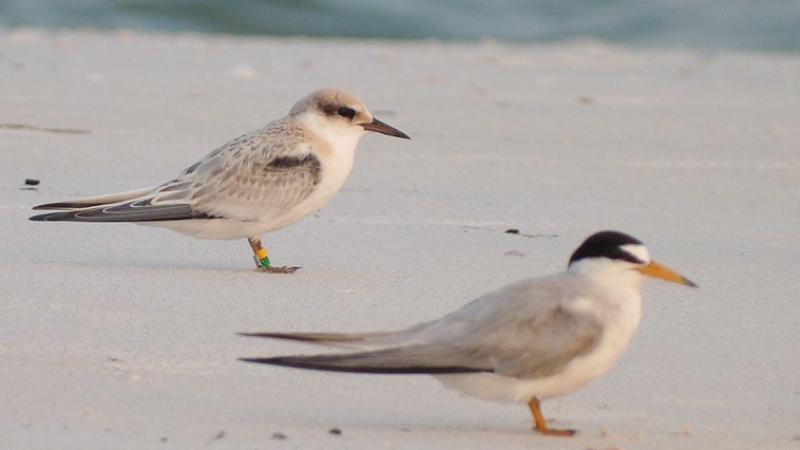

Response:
(254, 247), (271, 268)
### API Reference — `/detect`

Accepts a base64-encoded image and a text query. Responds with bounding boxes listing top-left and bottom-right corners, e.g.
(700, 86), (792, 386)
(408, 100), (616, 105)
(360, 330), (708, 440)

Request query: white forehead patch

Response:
(620, 244), (651, 264)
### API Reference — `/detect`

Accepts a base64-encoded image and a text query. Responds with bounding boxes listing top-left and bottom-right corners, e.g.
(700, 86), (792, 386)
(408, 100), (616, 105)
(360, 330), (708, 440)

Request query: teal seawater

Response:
(1, 0), (799, 52)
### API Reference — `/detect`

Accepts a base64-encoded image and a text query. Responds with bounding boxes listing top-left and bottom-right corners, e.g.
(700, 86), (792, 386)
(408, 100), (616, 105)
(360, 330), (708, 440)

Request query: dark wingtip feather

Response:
(238, 356), (347, 371)
(237, 331), (363, 343)
(238, 355), (488, 375)
(30, 201), (201, 223)
(237, 332), (310, 341)
(32, 202), (85, 211)
(239, 357), (280, 364)
(29, 211), (72, 222)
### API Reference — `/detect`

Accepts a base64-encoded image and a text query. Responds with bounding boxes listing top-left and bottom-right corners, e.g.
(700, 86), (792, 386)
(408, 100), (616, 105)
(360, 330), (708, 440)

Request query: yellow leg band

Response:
(256, 248), (268, 260)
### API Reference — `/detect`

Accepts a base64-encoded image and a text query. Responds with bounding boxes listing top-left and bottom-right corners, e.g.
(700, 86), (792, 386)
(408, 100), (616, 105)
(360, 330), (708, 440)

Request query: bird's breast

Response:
(255, 147), (355, 230)
(568, 296), (642, 383)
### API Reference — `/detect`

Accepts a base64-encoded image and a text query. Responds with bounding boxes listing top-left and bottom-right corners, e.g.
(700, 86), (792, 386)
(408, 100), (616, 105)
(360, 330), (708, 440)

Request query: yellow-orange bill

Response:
(635, 261), (698, 287)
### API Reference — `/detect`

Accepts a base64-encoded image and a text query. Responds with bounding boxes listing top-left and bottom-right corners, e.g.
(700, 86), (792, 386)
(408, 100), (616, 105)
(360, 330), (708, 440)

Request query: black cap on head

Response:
(568, 231), (645, 266)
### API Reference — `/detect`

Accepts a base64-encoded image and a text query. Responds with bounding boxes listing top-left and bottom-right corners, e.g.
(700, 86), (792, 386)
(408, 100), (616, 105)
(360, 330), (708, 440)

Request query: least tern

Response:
(29, 88), (409, 272)
(240, 231), (697, 435)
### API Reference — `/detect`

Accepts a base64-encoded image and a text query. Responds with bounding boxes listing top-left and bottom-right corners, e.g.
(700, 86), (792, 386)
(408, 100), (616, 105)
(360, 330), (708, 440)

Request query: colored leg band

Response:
(255, 249), (270, 267)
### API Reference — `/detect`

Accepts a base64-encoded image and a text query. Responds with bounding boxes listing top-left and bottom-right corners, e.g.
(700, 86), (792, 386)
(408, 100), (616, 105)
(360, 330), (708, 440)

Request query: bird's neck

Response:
(295, 113), (364, 159)
(569, 260), (645, 299)
(292, 114), (360, 197)
(569, 265), (643, 343)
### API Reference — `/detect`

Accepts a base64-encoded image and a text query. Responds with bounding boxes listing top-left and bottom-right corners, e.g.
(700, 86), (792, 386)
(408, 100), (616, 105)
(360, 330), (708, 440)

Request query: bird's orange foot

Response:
(250, 250), (300, 274)
(527, 397), (576, 437)
(535, 427), (576, 437)
(257, 265), (301, 274)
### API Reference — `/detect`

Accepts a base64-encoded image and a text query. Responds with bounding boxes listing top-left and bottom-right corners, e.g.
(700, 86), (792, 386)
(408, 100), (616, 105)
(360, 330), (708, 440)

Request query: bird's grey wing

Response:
(31, 187), (155, 211)
(240, 344), (493, 374)
(240, 318), (599, 375)
(177, 120), (323, 222)
(483, 304), (603, 379)
(28, 196), (207, 222)
(238, 319), (438, 350)
(30, 119), (321, 223)
(402, 276), (605, 379)
(241, 279), (603, 376)
(251, 301), (604, 378)
(238, 331), (400, 350)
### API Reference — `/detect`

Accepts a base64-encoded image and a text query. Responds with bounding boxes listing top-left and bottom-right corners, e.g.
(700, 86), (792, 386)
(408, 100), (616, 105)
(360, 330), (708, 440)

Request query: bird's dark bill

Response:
(362, 118), (410, 139)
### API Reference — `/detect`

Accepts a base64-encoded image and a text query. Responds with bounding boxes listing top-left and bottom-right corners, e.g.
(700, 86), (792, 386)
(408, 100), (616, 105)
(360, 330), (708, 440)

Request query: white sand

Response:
(1, 29), (799, 449)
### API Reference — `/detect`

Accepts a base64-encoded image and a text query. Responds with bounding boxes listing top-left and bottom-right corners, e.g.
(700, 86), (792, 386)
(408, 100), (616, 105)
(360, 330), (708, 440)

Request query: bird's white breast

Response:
(257, 124), (360, 231)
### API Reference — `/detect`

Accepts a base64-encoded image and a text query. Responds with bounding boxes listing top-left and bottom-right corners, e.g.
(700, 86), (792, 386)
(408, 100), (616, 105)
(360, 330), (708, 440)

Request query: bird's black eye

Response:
(337, 107), (356, 119)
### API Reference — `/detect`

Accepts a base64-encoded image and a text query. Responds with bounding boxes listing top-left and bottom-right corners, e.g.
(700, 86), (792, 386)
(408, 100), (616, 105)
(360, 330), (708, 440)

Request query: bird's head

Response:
(567, 231), (697, 289)
(290, 88), (409, 150)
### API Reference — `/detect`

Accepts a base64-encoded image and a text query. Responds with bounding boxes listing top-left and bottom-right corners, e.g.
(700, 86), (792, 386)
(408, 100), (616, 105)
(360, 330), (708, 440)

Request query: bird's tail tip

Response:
(29, 211), (67, 222)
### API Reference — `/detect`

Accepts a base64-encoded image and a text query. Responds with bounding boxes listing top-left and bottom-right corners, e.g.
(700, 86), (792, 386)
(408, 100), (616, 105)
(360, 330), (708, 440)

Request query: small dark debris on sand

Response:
(505, 228), (558, 239)
(462, 225), (556, 239)
(204, 430), (226, 446)
(328, 428), (342, 436)
(159, 437), (168, 443)
(211, 430), (225, 440)
(271, 432), (288, 440)
(20, 178), (41, 191)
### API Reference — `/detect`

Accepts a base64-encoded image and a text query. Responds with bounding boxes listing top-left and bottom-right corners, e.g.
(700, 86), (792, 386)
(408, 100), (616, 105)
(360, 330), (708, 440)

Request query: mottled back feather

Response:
(30, 117), (324, 223)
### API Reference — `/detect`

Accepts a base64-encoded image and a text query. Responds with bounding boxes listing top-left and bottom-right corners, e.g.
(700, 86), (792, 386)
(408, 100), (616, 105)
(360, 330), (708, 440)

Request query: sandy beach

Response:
(1, 29), (799, 449)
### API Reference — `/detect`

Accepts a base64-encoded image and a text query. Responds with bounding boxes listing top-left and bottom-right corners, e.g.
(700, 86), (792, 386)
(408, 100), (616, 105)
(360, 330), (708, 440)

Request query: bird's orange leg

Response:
(527, 397), (576, 437)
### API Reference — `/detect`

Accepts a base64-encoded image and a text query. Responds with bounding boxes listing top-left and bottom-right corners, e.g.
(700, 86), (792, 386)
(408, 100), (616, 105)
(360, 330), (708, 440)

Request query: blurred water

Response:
(1, 0), (799, 52)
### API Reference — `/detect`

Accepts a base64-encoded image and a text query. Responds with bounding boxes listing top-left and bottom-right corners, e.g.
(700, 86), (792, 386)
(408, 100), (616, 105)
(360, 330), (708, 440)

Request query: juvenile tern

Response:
(29, 88), (409, 272)
(240, 231), (697, 435)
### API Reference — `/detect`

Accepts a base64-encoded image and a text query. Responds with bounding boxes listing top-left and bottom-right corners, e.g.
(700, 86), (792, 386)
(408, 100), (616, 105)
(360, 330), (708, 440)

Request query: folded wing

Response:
(29, 119), (322, 224)
(240, 344), (492, 374)
(31, 187), (154, 211)
(29, 198), (206, 222)
(239, 276), (605, 379)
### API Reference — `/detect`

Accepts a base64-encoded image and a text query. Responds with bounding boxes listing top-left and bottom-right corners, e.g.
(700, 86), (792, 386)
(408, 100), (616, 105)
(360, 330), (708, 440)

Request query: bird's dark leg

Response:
(527, 397), (576, 437)
(247, 237), (300, 274)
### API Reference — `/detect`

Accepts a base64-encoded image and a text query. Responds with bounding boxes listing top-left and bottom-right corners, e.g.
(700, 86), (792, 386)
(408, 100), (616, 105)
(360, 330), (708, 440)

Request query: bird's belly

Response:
(139, 218), (272, 240)
(142, 187), (342, 240)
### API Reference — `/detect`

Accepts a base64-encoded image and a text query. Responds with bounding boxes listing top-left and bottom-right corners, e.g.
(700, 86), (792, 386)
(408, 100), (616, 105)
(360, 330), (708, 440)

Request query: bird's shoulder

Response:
(452, 273), (595, 322)
(177, 117), (317, 180)
(415, 274), (602, 346)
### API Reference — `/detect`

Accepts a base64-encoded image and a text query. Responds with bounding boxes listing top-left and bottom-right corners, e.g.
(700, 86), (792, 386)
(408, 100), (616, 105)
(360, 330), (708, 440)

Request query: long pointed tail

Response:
(238, 331), (380, 345)
(239, 346), (489, 375)
(31, 187), (154, 211)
